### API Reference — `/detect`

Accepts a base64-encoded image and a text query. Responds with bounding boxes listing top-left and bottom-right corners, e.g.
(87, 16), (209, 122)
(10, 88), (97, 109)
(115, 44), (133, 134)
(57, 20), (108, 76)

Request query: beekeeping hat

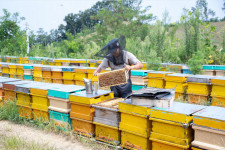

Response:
(95, 35), (126, 58)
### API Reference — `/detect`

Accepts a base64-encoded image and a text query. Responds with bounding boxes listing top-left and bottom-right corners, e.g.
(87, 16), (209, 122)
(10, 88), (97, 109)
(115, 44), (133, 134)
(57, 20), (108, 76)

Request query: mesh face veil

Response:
(95, 35), (127, 66)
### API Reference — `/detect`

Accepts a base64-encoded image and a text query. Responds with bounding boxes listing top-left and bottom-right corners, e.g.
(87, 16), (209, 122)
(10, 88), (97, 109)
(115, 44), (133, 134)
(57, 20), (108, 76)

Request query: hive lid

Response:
(166, 73), (192, 77)
(50, 66), (63, 71)
(193, 106), (225, 121)
(70, 90), (111, 98)
(151, 102), (207, 115)
(187, 75), (212, 83)
(49, 84), (85, 93)
(0, 78), (20, 88)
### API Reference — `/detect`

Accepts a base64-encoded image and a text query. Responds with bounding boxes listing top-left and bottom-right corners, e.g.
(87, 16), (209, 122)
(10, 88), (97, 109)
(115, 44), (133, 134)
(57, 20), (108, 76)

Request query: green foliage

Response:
(0, 9), (27, 57)
(187, 50), (205, 74)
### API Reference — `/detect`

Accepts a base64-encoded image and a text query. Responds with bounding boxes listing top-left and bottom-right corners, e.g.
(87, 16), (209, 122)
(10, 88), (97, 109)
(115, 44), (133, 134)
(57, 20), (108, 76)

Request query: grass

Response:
(0, 100), (113, 150)
(0, 135), (55, 150)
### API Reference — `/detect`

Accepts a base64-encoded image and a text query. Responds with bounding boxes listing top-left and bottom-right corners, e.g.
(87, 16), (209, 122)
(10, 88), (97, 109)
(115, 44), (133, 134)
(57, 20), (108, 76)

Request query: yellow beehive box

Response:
(31, 94), (49, 111)
(175, 92), (184, 101)
(71, 117), (95, 137)
(52, 71), (63, 79)
(9, 65), (17, 74)
(148, 77), (165, 88)
(63, 72), (75, 80)
(149, 102), (207, 148)
(147, 71), (173, 78)
(75, 80), (85, 86)
(52, 79), (63, 84)
(2, 67), (9, 74)
(34, 77), (42, 82)
(55, 62), (62, 66)
(42, 77), (52, 83)
(151, 140), (189, 150)
(33, 108), (49, 122)
(4, 89), (16, 101)
(42, 71), (51, 78)
(33, 66), (42, 77)
(193, 106), (225, 131)
(187, 94), (208, 105)
(187, 82), (211, 95)
(16, 65), (24, 75)
(10, 74), (17, 78)
(18, 105), (33, 119)
(94, 122), (120, 145)
(63, 79), (75, 85)
(150, 102), (206, 124)
(69, 90), (114, 105)
(16, 92), (32, 107)
(119, 99), (151, 116)
(211, 96), (225, 107)
(211, 85), (225, 97)
(165, 81), (187, 93)
(165, 73), (191, 82)
(211, 76), (225, 86)
(121, 131), (151, 150)
(119, 100), (151, 138)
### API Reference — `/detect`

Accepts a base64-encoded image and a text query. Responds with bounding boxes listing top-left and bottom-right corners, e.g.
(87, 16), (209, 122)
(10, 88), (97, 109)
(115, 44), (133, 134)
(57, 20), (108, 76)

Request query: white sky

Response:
(0, 0), (224, 33)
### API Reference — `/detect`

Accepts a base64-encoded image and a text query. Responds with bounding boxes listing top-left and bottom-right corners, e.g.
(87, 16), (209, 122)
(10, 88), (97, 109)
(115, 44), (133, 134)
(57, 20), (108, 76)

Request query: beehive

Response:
(147, 71), (173, 88)
(93, 98), (123, 145)
(150, 102), (206, 150)
(186, 75), (212, 104)
(119, 99), (152, 150)
(192, 106), (225, 150)
(69, 90), (114, 137)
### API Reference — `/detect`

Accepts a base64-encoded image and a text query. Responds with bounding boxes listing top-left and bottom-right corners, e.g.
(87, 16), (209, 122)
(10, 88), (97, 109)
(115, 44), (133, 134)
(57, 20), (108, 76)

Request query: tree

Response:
(0, 9), (27, 56)
(193, 0), (215, 21)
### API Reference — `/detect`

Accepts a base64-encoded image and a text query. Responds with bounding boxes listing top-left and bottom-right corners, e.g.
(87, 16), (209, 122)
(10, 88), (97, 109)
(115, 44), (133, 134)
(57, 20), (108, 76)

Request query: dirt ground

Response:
(0, 120), (94, 150)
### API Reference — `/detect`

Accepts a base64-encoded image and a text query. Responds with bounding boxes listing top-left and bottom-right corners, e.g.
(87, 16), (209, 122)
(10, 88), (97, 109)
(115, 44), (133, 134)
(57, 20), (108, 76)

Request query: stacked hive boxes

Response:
(192, 106), (225, 149)
(131, 70), (151, 91)
(62, 66), (76, 85)
(74, 67), (87, 86)
(48, 85), (85, 130)
(165, 73), (192, 100)
(42, 66), (52, 83)
(15, 82), (41, 119)
(119, 99), (151, 150)
(9, 64), (17, 78)
(69, 90), (114, 137)
(3, 80), (29, 102)
(16, 64), (24, 79)
(93, 98), (124, 145)
(2, 63), (9, 78)
(30, 83), (58, 122)
(51, 66), (63, 84)
(210, 76), (225, 107)
(149, 102), (206, 150)
(186, 75), (212, 104)
(0, 78), (20, 104)
(23, 64), (33, 81)
(147, 71), (173, 88)
(33, 65), (43, 82)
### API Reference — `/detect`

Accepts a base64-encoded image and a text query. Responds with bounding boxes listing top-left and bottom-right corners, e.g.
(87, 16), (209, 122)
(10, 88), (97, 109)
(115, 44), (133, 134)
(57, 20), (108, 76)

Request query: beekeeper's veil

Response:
(95, 35), (127, 66)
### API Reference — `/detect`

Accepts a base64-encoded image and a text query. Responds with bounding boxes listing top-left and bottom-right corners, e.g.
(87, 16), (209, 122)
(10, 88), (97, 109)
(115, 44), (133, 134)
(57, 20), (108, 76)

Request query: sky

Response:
(0, 0), (224, 33)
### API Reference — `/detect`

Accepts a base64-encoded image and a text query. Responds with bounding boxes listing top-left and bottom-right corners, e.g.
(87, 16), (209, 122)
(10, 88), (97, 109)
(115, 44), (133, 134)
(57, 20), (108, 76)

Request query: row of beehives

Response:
(131, 70), (225, 107)
(0, 62), (112, 87)
(1, 56), (149, 69)
(1, 77), (224, 150)
(1, 62), (225, 106)
(5, 55), (225, 75)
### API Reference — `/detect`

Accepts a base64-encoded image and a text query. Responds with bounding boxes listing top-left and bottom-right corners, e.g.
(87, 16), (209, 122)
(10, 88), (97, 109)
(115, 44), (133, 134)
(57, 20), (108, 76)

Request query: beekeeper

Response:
(93, 36), (143, 98)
